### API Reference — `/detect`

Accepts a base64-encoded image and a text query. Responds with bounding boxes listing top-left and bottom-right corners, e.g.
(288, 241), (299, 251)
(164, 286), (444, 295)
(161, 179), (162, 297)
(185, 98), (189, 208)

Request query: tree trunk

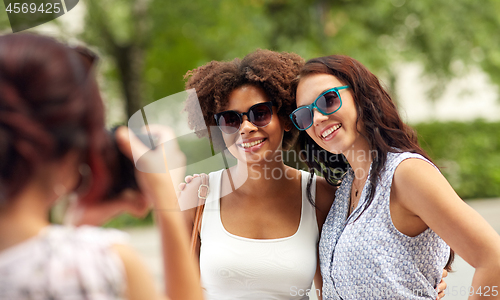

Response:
(115, 45), (145, 119)
(85, 0), (150, 120)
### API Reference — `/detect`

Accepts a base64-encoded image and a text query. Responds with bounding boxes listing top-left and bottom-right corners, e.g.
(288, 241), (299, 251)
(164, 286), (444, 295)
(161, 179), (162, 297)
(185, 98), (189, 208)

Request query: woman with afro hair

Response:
(180, 49), (336, 300)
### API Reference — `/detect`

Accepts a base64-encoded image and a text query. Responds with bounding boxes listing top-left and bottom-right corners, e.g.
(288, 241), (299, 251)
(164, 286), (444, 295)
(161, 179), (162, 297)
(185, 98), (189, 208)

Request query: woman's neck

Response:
(226, 154), (298, 197)
(0, 186), (51, 252)
(343, 136), (373, 180)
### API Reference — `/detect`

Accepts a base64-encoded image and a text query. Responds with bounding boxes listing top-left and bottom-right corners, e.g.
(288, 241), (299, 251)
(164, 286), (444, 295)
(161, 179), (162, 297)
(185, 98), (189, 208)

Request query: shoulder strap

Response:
(190, 173), (209, 256)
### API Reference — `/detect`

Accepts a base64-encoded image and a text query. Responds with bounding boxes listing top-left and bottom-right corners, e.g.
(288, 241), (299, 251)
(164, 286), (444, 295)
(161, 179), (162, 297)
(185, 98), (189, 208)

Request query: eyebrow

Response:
(297, 88), (333, 108)
(221, 101), (269, 113)
(318, 87), (334, 96)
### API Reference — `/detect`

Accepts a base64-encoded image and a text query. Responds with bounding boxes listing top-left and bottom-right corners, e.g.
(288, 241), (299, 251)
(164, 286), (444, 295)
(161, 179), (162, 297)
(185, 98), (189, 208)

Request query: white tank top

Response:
(199, 169), (318, 300)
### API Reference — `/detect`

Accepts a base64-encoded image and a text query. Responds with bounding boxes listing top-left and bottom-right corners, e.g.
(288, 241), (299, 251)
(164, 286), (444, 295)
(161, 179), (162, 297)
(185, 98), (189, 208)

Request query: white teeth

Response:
(322, 124), (342, 138)
(240, 139), (264, 148)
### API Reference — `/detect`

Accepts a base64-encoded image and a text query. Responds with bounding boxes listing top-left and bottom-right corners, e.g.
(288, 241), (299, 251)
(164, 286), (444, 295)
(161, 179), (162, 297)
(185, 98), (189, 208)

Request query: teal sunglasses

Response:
(290, 85), (349, 130)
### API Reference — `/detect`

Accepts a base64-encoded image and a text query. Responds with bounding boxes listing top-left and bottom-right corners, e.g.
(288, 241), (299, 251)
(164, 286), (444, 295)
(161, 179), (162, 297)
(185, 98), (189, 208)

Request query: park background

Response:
(1, 1), (500, 299)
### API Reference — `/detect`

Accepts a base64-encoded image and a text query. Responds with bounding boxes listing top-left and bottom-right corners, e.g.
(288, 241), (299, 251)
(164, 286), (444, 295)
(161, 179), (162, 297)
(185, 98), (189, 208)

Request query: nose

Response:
(312, 108), (328, 126)
(239, 115), (257, 134)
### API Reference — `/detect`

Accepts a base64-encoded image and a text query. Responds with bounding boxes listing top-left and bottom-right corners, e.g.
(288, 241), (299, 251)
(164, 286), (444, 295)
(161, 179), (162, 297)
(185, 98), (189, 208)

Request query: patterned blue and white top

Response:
(319, 151), (450, 300)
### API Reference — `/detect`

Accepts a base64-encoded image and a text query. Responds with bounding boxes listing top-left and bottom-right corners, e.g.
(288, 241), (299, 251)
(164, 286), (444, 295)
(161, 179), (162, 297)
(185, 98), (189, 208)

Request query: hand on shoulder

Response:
(178, 174), (209, 233)
(178, 175), (206, 211)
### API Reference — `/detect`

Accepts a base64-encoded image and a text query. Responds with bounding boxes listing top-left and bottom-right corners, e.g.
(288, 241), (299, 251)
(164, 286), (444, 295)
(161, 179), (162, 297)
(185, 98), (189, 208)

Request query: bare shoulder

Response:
(396, 156), (437, 172)
(314, 175), (337, 230)
(392, 157), (452, 212)
(393, 157), (442, 188)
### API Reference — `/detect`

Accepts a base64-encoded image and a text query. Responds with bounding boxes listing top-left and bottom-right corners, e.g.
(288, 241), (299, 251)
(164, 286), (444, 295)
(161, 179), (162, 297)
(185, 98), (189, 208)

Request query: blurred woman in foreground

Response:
(0, 33), (203, 300)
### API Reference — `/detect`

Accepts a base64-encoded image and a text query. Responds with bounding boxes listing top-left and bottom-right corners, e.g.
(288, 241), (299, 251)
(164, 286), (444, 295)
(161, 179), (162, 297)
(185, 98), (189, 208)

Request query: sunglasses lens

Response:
(217, 112), (240, 134)
(249, 103), (273, 127)
(216, 102), (273, 134)
(317, 91), (341, 114)
(291, 107), (313, 130)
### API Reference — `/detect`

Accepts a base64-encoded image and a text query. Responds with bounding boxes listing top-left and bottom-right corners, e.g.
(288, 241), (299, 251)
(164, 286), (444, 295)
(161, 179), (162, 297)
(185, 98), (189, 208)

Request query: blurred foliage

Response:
(80, 0), (269, 117)
(261, 0), (500, 99)
(2, 0), (499, 111)
(76, 0), (500, 118)
(0, 1), (12, 32)
(415, 120), (500, 199)
(103, 211), (154, 228)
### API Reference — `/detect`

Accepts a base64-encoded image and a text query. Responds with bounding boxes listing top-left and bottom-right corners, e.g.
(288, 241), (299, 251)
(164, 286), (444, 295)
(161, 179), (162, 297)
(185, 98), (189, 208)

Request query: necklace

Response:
(349, 175), (368, 214)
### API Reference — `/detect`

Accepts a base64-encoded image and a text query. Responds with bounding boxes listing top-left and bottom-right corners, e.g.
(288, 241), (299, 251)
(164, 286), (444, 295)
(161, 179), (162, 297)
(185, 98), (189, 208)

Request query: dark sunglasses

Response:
(290, 85), (349, 131)
(214, 101), (274, 134)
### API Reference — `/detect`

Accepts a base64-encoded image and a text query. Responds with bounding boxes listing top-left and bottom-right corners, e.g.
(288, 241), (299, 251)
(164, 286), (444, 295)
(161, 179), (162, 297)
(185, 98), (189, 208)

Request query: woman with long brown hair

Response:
(291, 55), (500, 299)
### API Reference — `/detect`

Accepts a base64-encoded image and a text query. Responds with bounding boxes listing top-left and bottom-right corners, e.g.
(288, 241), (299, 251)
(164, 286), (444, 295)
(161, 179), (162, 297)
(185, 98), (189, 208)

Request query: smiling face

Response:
(296, 73), (365, 155)
(221, 84), (285, 163)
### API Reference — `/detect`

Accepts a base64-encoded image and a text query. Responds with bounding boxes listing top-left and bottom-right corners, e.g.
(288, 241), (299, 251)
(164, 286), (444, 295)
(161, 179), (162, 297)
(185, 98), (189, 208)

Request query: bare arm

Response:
(112, 244), (167, 300)
(116, 127), (204, 300)
(393, 159), (500, 300)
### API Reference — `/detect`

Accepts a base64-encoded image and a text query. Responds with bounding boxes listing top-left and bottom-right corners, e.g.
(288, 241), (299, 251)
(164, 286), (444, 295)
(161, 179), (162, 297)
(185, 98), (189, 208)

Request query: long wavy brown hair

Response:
(295, 55), (453, 270)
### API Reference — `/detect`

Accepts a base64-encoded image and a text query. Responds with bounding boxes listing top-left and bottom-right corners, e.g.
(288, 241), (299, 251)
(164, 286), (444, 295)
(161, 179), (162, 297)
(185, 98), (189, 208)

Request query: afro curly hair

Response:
(183, 49), (304, 151)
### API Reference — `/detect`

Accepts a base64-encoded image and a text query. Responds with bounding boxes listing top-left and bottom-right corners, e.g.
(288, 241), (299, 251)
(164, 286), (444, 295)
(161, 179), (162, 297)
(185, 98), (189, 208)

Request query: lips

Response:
(320, 123), (342, 140)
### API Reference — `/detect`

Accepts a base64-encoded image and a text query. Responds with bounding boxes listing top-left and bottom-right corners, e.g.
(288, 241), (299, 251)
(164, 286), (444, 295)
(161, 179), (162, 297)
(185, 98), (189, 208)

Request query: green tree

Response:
(261, 0), (500, 99)
(81, 0), (269, 119)
(2, 0), (500, 112)
(0, 1), (13, 32)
